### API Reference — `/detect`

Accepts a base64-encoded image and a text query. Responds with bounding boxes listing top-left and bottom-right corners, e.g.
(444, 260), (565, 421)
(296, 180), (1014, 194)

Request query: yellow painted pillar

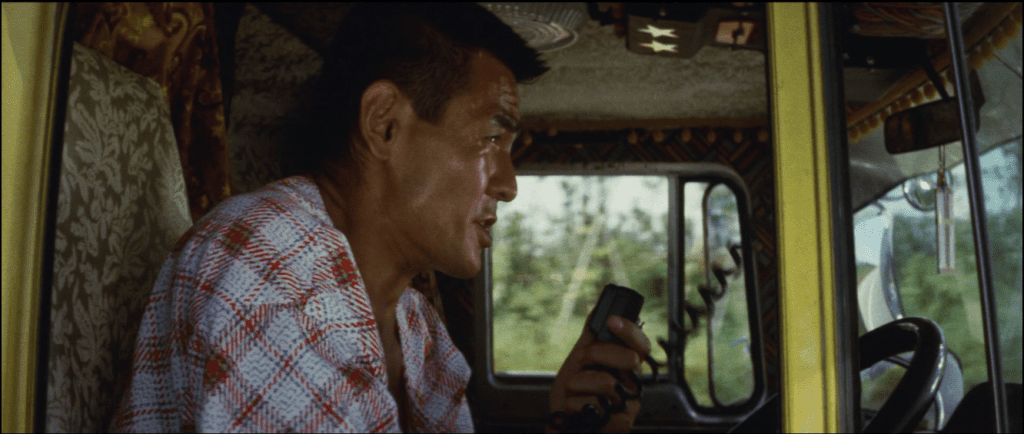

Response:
(766, 3), (840, 432)
(2, 3), (66, 432)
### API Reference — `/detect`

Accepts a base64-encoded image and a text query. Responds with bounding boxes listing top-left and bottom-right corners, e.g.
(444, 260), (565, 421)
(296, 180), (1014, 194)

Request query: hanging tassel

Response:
(936, 167), (955, 275)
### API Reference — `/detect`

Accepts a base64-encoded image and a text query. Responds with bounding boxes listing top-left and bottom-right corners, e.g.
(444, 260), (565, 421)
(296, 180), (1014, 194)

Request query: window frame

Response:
(470, 162), (768, 430)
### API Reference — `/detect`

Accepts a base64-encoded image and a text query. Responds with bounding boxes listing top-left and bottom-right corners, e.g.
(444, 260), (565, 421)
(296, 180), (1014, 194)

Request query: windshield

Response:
(855, 139), (1022, 387)
(849, 14), (1021, 431)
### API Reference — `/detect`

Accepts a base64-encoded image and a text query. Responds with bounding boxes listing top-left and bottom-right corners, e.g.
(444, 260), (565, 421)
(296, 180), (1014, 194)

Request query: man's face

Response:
(386, 51), (519, 278)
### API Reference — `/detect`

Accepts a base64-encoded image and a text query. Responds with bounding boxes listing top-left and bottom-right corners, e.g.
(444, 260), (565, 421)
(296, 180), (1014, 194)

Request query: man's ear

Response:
(358, 80), (407, 160)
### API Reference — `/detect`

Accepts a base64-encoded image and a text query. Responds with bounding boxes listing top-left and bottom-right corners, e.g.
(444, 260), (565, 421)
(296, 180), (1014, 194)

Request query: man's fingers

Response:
(585, 342), (643, 372)
(562, 393), (640, 432)
(563, 393), (640, 412)
(601, 400), (641, 433)
(550, 314), (648, 432)
(607, 315), (652, 356)
(564, 395), (598, 412)
(566, 370), (623, 407)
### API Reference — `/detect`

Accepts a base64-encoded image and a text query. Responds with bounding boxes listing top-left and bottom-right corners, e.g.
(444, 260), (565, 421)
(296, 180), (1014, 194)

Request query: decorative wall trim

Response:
(846, 3), (1021, 144)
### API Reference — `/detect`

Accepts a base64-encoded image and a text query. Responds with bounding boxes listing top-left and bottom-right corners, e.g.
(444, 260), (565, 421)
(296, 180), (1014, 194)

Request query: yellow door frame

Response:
(2, 3), (68, 432)
(766, 3), (841, 433)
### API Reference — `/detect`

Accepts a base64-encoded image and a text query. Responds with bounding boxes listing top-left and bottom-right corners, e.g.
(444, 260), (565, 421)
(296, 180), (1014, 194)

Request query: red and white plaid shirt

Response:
(112, 176), (473, 433)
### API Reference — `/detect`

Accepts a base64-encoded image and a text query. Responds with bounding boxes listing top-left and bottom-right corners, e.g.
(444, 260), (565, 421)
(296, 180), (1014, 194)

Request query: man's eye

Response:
(488, 135), (501, 143)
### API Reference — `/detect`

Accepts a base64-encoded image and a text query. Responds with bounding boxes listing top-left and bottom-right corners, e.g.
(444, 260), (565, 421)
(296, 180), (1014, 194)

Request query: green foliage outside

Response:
(891, 209), (1023, 388)
(860, 140), (1022, 405)
(489, 139), (1022, 414)
(492, 177), (671, 374)
(491, 176), (757, 407)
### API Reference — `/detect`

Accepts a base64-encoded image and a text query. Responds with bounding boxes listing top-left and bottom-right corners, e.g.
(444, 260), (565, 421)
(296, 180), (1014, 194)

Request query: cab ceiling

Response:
(238, 2), (768, 124)
(228, 3), (1020, 211)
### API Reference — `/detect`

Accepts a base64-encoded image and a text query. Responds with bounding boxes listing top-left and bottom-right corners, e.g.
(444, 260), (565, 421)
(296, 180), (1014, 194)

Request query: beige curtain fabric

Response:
(46, 42), (193, 433)
(73, 2), (232, 221)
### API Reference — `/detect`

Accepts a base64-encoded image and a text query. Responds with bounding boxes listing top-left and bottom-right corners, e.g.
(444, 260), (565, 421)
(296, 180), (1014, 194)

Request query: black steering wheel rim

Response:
(729, 317), (945, 433)
(860, 316), (946, 433)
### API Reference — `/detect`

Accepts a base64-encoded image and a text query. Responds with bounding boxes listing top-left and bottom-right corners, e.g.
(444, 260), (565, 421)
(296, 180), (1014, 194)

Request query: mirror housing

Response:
(884, 69), (984, 154)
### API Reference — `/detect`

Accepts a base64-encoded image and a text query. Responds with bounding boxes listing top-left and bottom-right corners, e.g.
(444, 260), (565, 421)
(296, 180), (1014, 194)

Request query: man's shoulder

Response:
(192, 176), (329, 238)
(168, 176), (334, 256)
(159, 176), (347, 305)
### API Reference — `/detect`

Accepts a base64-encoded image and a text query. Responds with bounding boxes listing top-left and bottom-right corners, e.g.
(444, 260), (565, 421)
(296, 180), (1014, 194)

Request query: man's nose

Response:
(487, 153), (518, 202)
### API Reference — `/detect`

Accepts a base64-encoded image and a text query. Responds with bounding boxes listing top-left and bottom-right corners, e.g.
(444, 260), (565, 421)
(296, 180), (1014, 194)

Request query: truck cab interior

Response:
(3, 2), (1021, 433)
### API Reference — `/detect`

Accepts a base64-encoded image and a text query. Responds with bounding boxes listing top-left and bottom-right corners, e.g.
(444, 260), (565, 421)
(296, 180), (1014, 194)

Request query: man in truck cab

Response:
(111, 3), (651, 432)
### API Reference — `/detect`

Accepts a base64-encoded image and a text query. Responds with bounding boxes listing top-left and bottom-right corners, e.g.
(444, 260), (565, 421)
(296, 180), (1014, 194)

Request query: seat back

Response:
(44, 42), (192, 432)
(942, 382), (1023, 433)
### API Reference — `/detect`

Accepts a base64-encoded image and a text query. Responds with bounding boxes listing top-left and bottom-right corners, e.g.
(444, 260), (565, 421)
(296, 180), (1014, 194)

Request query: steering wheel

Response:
(859, 317), (946, 433)
(730, 317), (945, 433)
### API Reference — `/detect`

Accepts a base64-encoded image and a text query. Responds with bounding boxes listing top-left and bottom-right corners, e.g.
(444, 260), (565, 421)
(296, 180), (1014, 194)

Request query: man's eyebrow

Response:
(492, 113), (520, 134)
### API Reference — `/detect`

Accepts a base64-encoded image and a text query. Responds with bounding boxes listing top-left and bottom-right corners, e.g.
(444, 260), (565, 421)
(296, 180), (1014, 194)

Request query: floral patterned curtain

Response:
(73, 2), (232, 221)
(47, 41), (194, 433)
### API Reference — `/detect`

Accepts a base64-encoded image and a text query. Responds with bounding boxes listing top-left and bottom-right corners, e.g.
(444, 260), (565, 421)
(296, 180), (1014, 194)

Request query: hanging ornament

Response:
(910, 87), (924, 105)
(900, 95), (913, 110)
(969, 47), (984, 70)
(924, 82), (938, 99)
(993, 24), (1010, 49)
(980, 38), (995, 60)
(936, 144), (955, 274)
(1004, 18), (1019, 38)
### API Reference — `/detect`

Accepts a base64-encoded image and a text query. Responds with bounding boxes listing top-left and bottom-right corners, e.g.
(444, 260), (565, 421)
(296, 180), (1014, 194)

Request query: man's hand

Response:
(548, 314), (652, 433)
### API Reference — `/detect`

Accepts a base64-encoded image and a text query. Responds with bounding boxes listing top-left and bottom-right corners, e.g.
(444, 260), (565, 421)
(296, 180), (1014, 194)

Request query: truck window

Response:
(491, 175), (670, 375)
(486, 165), (764, 420)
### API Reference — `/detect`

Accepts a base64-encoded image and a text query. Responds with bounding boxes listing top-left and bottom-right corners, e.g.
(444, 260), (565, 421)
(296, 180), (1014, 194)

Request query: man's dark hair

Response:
(293, 3), (548, 177)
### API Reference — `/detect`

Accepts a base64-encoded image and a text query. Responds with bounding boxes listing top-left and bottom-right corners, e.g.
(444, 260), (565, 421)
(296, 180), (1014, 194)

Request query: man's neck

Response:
(313, 172), (419, 324)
